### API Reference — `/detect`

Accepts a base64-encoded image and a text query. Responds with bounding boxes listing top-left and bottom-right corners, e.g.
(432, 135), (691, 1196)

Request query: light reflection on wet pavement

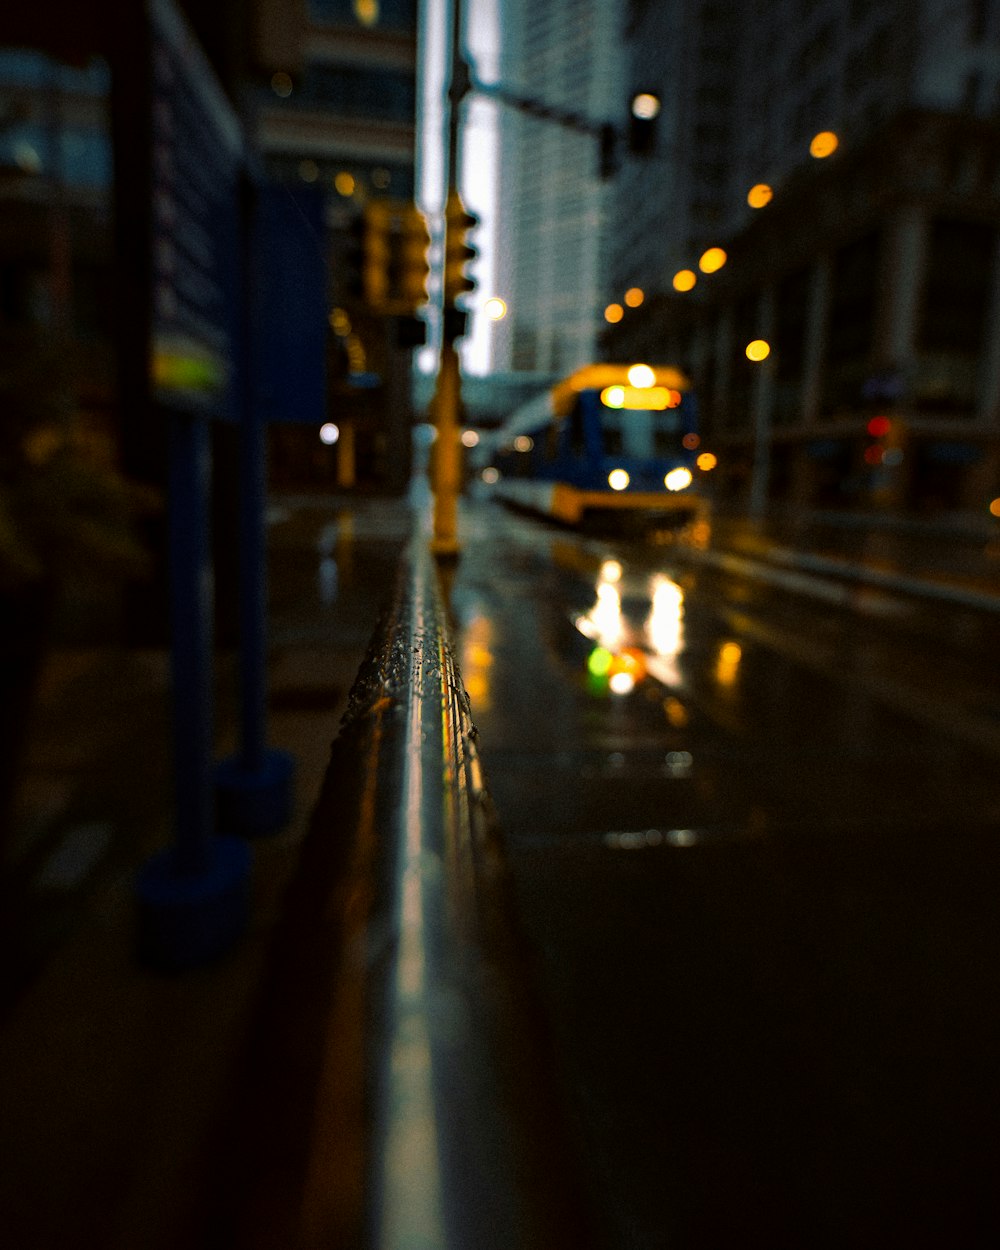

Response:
(450, 499), (1000, 1249)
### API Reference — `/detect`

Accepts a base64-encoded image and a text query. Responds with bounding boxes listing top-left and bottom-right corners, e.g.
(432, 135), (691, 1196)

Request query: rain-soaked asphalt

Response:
(448, 500), (1000, 1250)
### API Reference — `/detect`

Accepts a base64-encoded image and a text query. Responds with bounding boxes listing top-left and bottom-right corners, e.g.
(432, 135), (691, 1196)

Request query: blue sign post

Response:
(136, 0), (320, 970)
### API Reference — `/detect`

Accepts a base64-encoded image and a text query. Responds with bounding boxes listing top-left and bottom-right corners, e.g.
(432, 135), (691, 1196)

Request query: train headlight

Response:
(608, 468), (630, 491)
(664, 467), (693, 492)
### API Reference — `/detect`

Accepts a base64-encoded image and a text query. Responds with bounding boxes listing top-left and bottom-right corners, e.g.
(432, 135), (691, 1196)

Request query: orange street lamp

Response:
(809, 130), (839, 159)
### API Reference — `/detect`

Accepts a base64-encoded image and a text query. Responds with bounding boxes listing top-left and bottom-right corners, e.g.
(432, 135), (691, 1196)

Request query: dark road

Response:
(447, 499), (1000, 1249)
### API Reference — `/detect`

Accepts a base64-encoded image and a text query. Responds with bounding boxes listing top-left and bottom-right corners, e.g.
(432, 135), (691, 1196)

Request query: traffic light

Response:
(863, 414), (896, 467)
(865, 415), (895, 470)
(354, 200), (431, 314)
(443, 190), (479, 308)
(362, 201), (392, 308)
(627, 90), (660, 156)
(396, 204), (431, 312)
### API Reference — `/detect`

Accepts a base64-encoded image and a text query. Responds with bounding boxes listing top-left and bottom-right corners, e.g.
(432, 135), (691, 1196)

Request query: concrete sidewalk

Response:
(0, 493), (411, 1249)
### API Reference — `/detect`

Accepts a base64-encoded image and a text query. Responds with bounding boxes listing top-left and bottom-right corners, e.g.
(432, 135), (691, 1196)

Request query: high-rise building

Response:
(604, 0), (1000, 517)
(491, 0), (622, 376)
(249, 0), (422, 492)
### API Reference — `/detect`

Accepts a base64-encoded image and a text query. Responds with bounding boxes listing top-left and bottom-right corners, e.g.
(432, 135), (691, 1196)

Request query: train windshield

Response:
(600, 405), (685, 458)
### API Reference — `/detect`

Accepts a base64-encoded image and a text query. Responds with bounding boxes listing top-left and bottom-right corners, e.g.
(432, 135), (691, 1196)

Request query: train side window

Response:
(603, 421), (623, 455)
(653, 410), (682, 456)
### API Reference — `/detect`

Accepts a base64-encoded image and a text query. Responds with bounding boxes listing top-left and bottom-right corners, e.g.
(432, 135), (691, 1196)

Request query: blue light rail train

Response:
(480, 363), (709, 527)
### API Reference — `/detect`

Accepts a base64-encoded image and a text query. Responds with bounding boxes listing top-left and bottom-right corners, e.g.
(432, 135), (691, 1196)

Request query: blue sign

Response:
(149, 0), (243, 419)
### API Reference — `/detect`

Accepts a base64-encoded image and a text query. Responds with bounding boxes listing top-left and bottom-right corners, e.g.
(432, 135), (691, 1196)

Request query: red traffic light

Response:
(867, 415), (892, 438)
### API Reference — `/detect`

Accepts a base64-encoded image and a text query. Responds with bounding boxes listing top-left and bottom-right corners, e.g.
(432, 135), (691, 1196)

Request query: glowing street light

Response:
(745, 339), (771, 362)
(699, 247), (728, 274)
(809, 130), (839, 158)
(604, 302), (624, 323)
(484, 296), (507, 320)
(747, 183), (773, 208)
(624, 287), (645, 307)
(673, 269), (697, 292)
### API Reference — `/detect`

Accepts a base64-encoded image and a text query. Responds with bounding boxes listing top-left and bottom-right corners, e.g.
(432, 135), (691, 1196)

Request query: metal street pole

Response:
(430, 0), (469, 559)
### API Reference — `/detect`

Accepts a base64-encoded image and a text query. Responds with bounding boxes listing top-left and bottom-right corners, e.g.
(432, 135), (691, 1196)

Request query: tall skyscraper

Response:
(604, 0), (1000, 517)
(491, 0), (622, 376)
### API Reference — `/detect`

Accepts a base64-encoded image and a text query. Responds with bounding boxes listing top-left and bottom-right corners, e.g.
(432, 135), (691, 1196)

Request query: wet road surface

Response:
(450, 500), (1000, 1249)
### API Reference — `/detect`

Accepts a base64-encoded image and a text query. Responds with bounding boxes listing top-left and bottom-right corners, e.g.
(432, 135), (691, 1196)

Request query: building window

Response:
(822, 230), (881, 411)
(919, 219), (994, 353)
(308, 0), (417, 32)
(773, 268), (811, 425)
(296, 64), (416, 122)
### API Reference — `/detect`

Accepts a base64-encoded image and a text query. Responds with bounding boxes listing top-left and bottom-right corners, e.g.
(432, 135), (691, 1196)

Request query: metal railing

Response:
(214, 535), (594, 1250)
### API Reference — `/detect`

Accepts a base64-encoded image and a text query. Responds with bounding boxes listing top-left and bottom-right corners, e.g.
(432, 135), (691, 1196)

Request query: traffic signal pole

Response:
(430, 0), (471, 559)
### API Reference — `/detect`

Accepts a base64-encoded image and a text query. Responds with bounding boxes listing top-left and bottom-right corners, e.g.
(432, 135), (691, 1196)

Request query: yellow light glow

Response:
(624, 287), (645, 308)
(600, 559), (623, 584)
(354, 0), (379, 25)
(747, 183), (773, 208)
(600, 385), (674, 410)
(809, 130), (839, 158)
(699, 247), (728, 274)
(461, 429), (480, 448)
(628, 363), (656, 388)
(631, 93), (661, 120)
(329, 308), (351, 335)
(513, 435), (534, 452)
(990, 497), (1000, 517)
(461, 614), (494, 710)
(604, 303), (624, 323)
(716, 640), (742, 687)
(608, 469), (630, 491)
(673, 269), (697, 292)
(664, 696), (688, 727)
(484, 296), (507, 320)
(697, 452), (718, 471)
(334, 171), (356, 197)
(745, 339), (771, 362)
(664, 467), (693, 492)
(551, 363), (691, 415)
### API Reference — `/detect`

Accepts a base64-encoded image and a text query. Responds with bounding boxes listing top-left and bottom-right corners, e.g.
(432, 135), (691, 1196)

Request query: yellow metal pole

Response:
(431, 339), (461, 556)
(430, 0), (468, 561)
